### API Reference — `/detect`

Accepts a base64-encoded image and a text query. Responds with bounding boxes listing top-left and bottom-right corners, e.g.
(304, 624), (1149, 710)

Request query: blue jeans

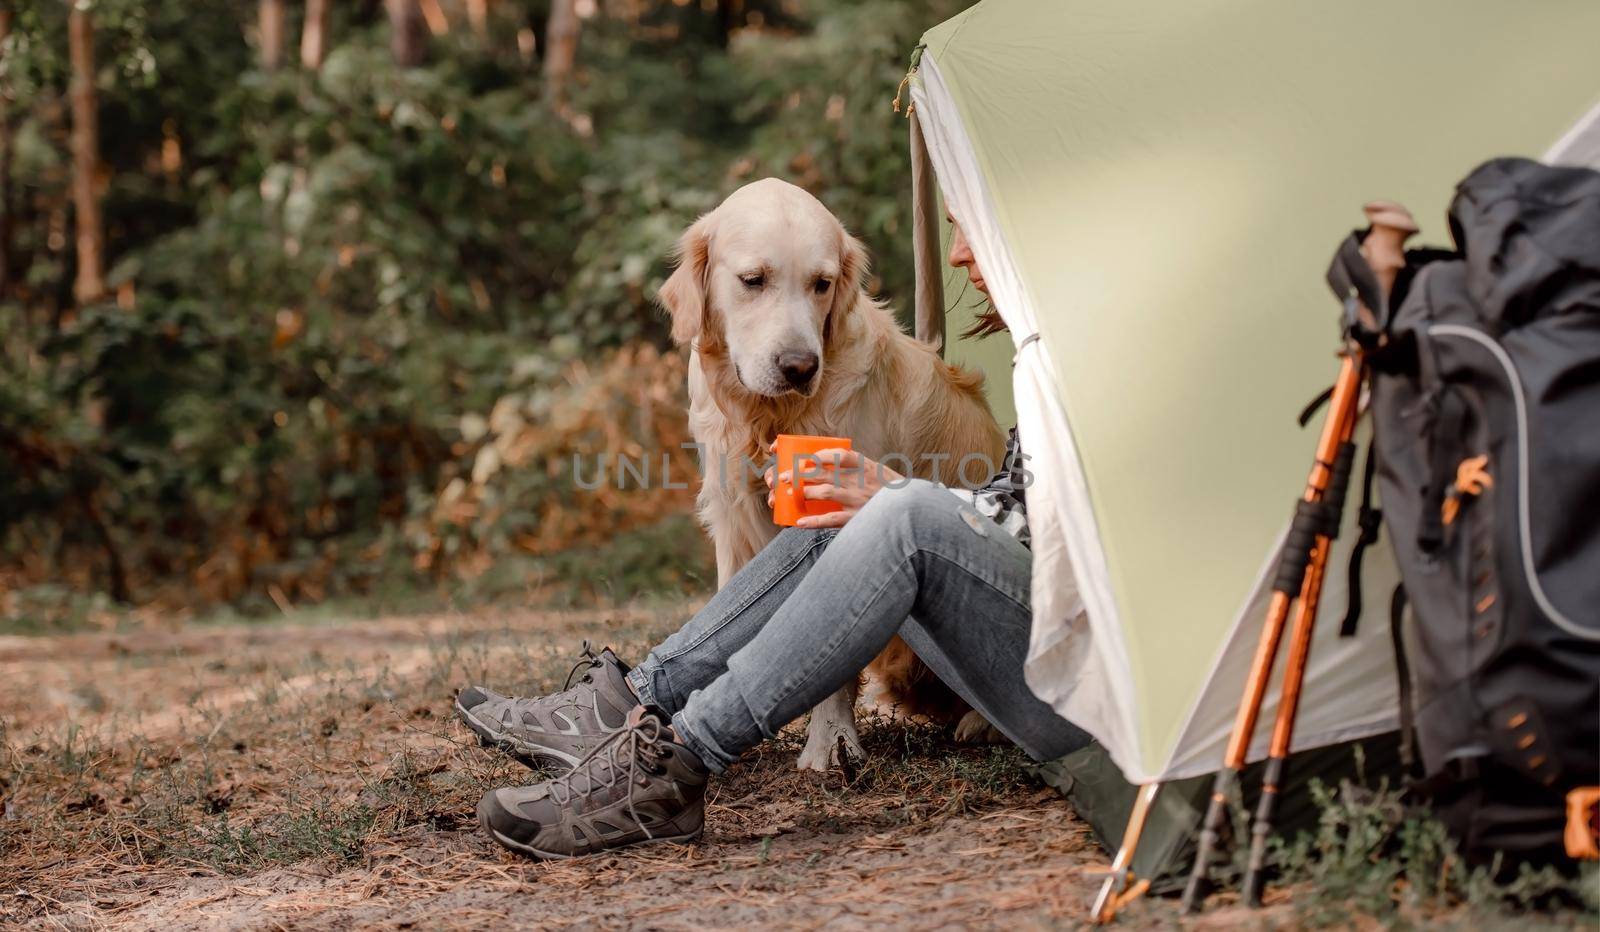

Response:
(624, 479), (1092, 772)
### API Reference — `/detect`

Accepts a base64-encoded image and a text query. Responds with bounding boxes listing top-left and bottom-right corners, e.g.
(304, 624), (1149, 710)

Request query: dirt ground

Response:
(0, 603), (1289, 930)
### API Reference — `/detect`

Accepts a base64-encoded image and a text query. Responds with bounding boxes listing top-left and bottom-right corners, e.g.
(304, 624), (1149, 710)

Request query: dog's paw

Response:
(797, 717), (864, 772)
(953, 709), (1006, 745)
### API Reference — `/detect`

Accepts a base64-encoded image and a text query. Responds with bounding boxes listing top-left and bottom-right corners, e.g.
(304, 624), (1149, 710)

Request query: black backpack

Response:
(1358, 158), (1600, 861)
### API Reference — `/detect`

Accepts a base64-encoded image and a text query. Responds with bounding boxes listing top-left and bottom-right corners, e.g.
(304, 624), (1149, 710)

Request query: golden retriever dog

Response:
(657, 178), (1007, 771)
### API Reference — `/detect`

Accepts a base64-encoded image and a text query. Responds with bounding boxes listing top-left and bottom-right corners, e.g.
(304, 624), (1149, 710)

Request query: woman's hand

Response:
(764, 447), (906, 529)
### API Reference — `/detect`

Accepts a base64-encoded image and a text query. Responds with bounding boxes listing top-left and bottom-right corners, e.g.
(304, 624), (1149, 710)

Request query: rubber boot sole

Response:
(477, 792), (703, 860)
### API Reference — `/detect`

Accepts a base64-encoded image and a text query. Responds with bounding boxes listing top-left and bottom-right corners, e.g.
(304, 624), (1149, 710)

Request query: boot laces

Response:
(561, 640), (604, 690)
(549, 711), (669, 840)
(491, 642), (605, 724)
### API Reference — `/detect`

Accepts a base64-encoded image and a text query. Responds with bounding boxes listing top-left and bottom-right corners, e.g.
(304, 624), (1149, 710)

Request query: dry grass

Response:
(1, 603), (1141, 930)
(10, 603), (1583, 929)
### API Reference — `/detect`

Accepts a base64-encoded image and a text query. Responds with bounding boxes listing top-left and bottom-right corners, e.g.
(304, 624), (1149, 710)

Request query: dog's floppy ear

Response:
(837, 228), (869, 298)
(825, 228), (871, 342)
(658, 214), (714, 346)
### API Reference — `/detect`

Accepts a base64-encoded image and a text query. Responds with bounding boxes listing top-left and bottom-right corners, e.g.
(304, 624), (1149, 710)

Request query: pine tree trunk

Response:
(716, 0), (740, 48)
(0, 7), (14, 304)
(258, 0), (286, 70)
(385, 0), (428, 67)
(542, 0), (580, 109)
(418, 0), (450, 36)
(466, 0), (490, 41)
(68, 6), (104, 306)
(300, 0), (331, 70)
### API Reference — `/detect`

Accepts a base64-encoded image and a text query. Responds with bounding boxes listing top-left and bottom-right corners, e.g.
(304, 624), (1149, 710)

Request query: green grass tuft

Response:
(1268, 772), (1598, 927)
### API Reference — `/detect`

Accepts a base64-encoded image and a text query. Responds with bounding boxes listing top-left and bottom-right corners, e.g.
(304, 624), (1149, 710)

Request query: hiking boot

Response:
(477, 706), (708, 859)
(456, 642), (637, 770)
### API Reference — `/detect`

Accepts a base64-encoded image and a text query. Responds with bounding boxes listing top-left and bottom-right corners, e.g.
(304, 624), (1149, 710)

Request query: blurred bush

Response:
(0, 0), (973, 622)
(419, 342), (699, 578)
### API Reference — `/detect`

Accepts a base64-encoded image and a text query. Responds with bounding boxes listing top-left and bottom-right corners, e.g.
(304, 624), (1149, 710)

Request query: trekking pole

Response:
(1240, 403), (1360, 905)
(1180, 204), (1416, 914)
(1239, 204), (1417, 906)
(1179, 352), (1364, 914)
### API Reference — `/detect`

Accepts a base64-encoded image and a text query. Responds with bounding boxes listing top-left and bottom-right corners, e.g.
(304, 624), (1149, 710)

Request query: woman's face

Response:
(946, 214), (988, 295)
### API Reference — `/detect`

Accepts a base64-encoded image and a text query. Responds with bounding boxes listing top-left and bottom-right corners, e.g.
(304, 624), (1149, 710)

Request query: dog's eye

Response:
(740, 273), (765, 289)
(813, 278), (831, 295)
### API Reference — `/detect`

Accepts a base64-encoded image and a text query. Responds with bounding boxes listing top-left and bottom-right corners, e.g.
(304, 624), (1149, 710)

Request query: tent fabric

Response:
(909, 0), (1600, 783)
(912, 47), (1136, 777)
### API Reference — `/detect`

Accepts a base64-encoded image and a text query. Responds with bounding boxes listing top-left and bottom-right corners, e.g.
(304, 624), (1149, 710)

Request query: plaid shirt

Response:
(948, 427), (1030, 548)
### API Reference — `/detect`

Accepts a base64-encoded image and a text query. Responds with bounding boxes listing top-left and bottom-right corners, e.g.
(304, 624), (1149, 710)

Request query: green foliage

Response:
(727, 1), (972, 301)
(1270, 775), (1596, 927)
(0, 1), (975, 619)
(523, 513), (716, 606)
(177, 801), (376, 872)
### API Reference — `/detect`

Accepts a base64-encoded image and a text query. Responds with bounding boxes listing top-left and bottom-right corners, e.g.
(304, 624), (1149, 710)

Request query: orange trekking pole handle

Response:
(1360, 201), (1419, 301)
(1182, 203), (1417, 914)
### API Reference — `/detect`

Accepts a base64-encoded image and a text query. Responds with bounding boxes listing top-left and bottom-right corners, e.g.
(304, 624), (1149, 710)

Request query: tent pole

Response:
(908, 109), (946, 352)
(1091, 782), (1159, 923)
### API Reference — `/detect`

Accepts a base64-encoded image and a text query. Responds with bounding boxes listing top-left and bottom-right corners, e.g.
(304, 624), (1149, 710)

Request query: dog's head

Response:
(658, 178), (867, 398)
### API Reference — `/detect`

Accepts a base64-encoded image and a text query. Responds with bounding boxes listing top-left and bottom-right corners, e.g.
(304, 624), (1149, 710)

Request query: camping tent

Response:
(905, 0), (1600, 897)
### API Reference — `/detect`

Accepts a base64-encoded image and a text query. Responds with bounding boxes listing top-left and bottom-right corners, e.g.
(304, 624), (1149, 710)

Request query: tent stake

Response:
(1091, 782), (1160, 923)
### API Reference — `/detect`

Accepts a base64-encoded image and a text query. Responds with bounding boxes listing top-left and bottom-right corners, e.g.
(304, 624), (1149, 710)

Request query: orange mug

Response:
(772, 434), (852, 527)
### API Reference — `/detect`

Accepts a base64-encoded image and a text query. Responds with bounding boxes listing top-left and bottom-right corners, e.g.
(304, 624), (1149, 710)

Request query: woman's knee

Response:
(849, 478), (958, 541)
(771, 526), (834, 550)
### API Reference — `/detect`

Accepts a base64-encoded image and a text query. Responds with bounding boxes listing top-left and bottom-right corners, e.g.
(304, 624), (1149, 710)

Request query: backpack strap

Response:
(1297, 384), (1335, 428)
(1389, 584), (1419, 775)
(1418, 389), (1467, 554)
(1326, 230), (1388, 344)
(1339, 442), (1382, 637)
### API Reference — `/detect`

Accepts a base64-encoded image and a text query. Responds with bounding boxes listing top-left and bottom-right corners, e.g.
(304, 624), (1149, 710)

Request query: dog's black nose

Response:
(776, 351), (819, 389)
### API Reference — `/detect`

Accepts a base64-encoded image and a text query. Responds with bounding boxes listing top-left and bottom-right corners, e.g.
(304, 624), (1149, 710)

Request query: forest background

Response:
(0, 0), (975, 630)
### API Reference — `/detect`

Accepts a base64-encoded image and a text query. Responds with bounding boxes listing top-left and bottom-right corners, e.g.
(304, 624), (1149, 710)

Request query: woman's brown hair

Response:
(961, 306), (1008, 339)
